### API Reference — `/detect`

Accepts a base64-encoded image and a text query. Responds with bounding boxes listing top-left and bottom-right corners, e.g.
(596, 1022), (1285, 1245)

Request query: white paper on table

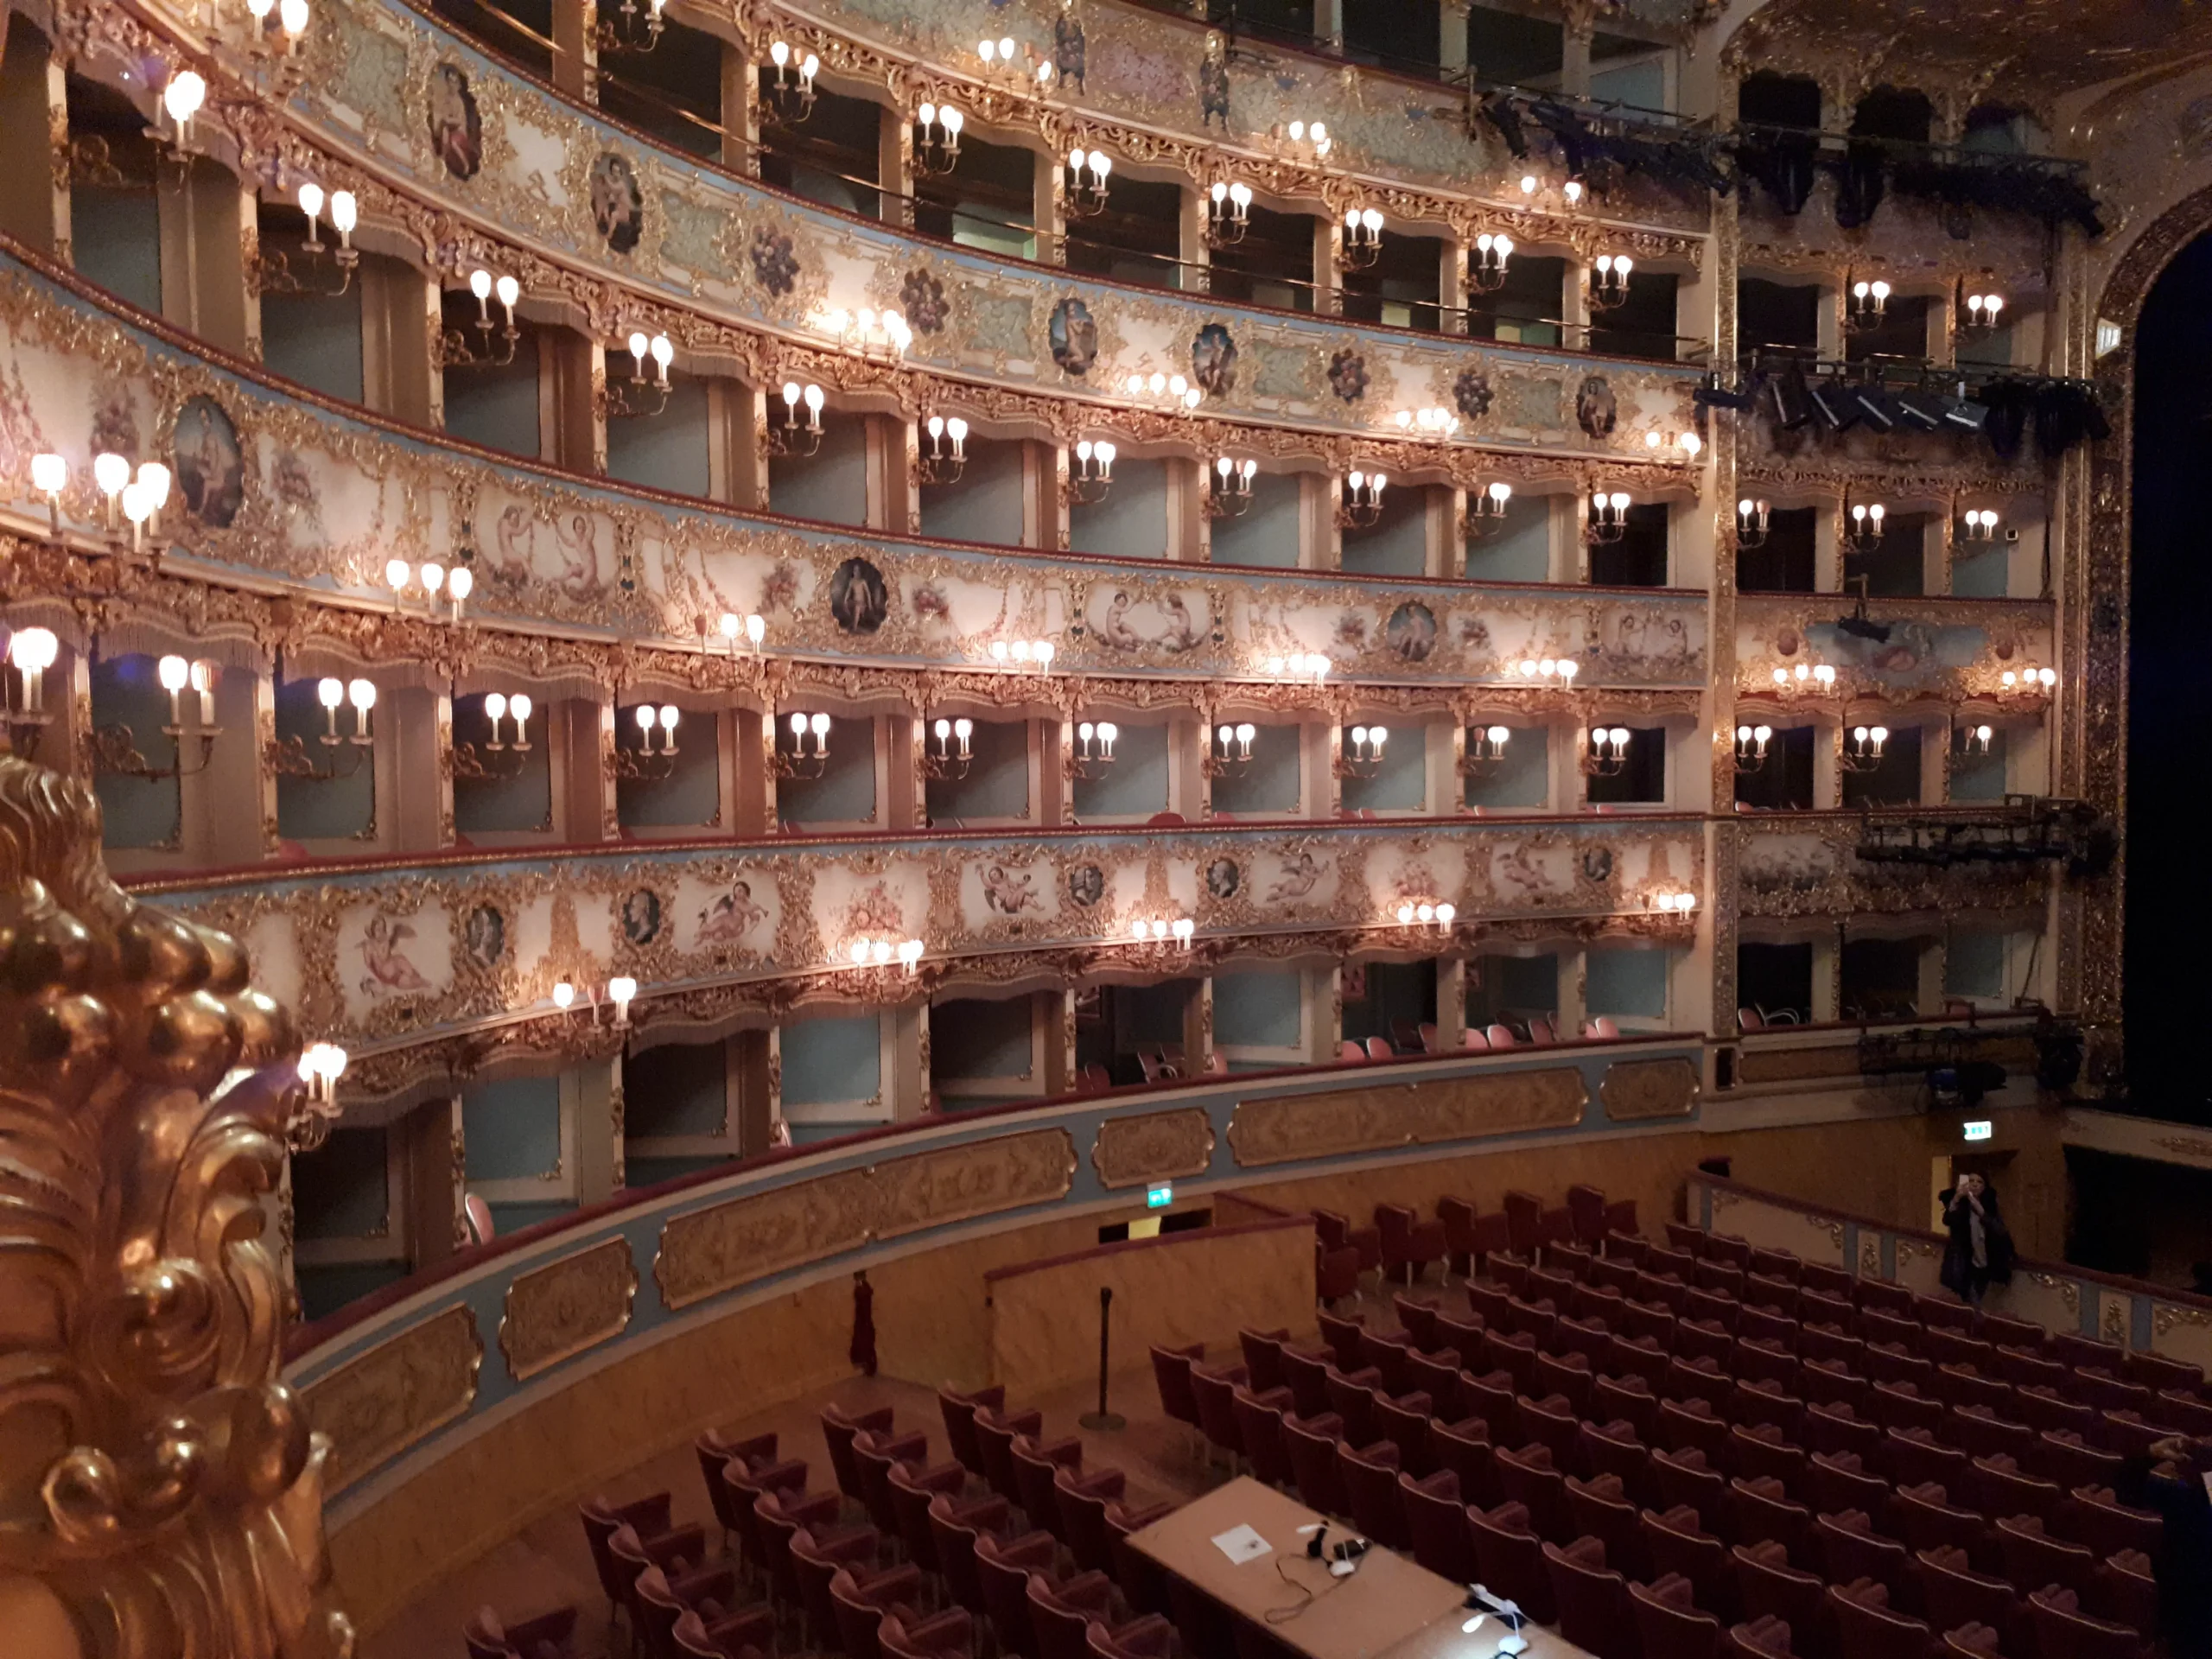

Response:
(1211, 1523), (1274, 1566)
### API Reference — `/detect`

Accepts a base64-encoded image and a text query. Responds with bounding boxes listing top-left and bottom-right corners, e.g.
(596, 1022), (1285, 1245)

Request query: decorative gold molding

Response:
(1225, 1067), (1586, 1167)
(1090, 1106), (1217, 1189)
(1599, 1056), (1700, 1122)
(299, 1301), (485, 1490)
(2153, 1303), (2211, 1338)
(2029, 1271), (2082, 1317)
(498, 1236), (640, 1380)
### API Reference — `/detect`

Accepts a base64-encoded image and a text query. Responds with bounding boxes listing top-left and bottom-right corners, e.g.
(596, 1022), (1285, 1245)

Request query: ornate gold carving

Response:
(499, 1236), (639, 1380)
(2103, 1296), (2131, 1348)
(2030, 1271), (2082, 1317)
(0, 755), (354, 1656)
(1599, 1057), (1700, 1122)
(654, 1128), (1076, 1307)
(2153, 1303), (2211, 1338)
(300, 1303), (485, 1492)
(1225, 1069), (1586, 1167)
(1090, 1107), (1217, 1190)
(1859, 1236), (1881, 1279)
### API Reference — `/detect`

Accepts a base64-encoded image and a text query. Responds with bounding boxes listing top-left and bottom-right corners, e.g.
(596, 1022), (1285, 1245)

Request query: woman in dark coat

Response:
(1938, 1171), (2015, 1305)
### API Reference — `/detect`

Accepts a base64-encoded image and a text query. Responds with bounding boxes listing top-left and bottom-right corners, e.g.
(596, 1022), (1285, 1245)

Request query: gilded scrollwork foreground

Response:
(0, 755), (353, 1658)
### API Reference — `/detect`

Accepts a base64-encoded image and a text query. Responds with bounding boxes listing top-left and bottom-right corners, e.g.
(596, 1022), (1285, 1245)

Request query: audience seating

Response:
(464, 1604), (578, 1659)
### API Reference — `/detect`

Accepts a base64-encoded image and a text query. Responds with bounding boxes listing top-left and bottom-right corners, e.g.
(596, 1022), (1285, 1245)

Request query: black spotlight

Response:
(1853, 383), (1897, 432)
(1695, 374), (1755, 412)
(1894, 388), (1947, 430)
(1944, 397), (1989, 433)
(1768, 365), (1811, 430)
(1808, 377), (1859, 432)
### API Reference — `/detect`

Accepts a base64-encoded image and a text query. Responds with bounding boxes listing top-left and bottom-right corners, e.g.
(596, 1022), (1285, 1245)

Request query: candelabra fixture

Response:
(603, 329), (673, 419)
(1957, 721), (1994, 758)
(3, 626), (59, 757)
(763, 40), (819, 124)
(452, 690), (532, 781)
(157, 71), (207, 163)
(777, 711), (834, 779)
(1204, 181), (1252, 248)
(1961, 507), (2001, 543)
(1469, 231), (1514, 294)
(552, 975), (639, 1027)
(915, 414), (969, 485)
(1647, 891), (1699, 916)
(1071, 720), (1118, 779)
(1336, 207), (1384, 272)
(1391, 899), (1457, 934)
(255, 180), (359, 296)
(1336, 723), (1389, 779)
(289, 1040), (349, 1152)
(1206, 456), (1256, 518)
(1770, 661), (1838, 695)
(1338, 470), (1388, 529)
(1277, 118), (1332, 161)
(923, 716), (972, 780)
(1846, 499), (1888, 553)
(1065, 147), (1112, 218)
(1129, 917), (1196, 949)
(1122, 369), (1203, 411)
(715, 611), (767, 656)
(845, 937), (927, 974)
(1961, 288), (2005, 335)
(1460, 724), (1511, 778)
(1589, 253), (1634, 311)
(1261, 653), (1331, 684)
(1999, 664), (2056, 695)
(914, 102), (964, 177)
(1066, 440), (1116, 505)
(594, 0), (664, 52)
(1587, 491), (1631, 544)
(1394, 406), (1461, 439)
(1841, 724), (1891, 772)
(609, 703), (681, 782)
(383, 557), (474, 621)
(88, 654), (224, 781)
(1515, 657), (1580, 690)
(820, 306), (911, 358)
(442, 268), (521, 369)
(1205, 721), (1257, 776)
(268, 677), (375, 783)
(1464, 481), (1514, 539)
(767, 382), (825, 457)
(1733, 722), (1774, 773)
(1583, 726), (1632, 778)
(976, 34), (1056, 92)
(238, 0), (313, 92)
(111, 461), (173, 557)
(1846, 276), (1891, 333)
(1736, 497), (1771, 549)
(987, 639), (1057, 671)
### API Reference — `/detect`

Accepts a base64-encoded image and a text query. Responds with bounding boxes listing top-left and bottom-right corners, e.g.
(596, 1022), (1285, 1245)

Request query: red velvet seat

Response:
(1053, 1465), (1133, 1578)
(581, 1493), (683, 1622)
(1103, 1500), (1175, 1616)
(1532, 1348), (1595, 1417)
(1460, 1368), (1520, 1446)
(1407, 1347), (1463, 1419)
(1516, 1392), (1580, 1469)
(1595, 1372), (1662, 1445)
(1805, 1452), (1888, 1521)
(1433, 1414), (1499, 1507)
(1633, 1573), (1724, 1659)
(2026, 1586), (2143, 1659)
(1313, 1210), (1382, 1279)
(1582, 1421), (1656, 1510)
(2030, 1430), (2122, 1493)
(1238, 1326), (1293, 1391)
(607, 1521), (711, 1654)
(879, 1609), (976, 1659)
(936, 1389), (1003, 1478)
(791, 1529), (888, 1647)
(973, 1531), (1058, 1658)
(1358, 1328), (1416, 1395)
(1028, 1570), (1164, 1659)
(1660, 1397), (1735, 1471)
(1376, 1203), (1449, 1287)
(1806, 1402), (1883, 1463)
(1891, 1482), (1993, 1568)
(1317, 1308), (1367, 1369)
(695, 1430), (780, 1548)
(887, 1459), (969, 1570)
(1566, 1472), (1645, 1580)
(1732, 1477), (1814, 1562)
(1814, 1510), (1912, 1610)
(1731, 1424), (1808, 1491)
(1728, 1614), (1799, 1657)
(669, 1607), (772, 1659)
(1870, 1381), (1946, 1437)
(1323, 1365), (1382, 1446)
(928, 1492), (1009, 1618)
(2063, 1486), (2162, 1560)
(1316, 1238), (1363, 1306)
(976, 1407), (1047, 1509)
(1009, 1433), (1087, 1535)
(465, 1604), (578, 1659)
(714, 1457), (810, 1588)
(1732, 1383), (1808, 1447)
(1949, 1406), (2035, 1465)
(1480, 1328), (1539, 1395)
(1732, 1541), (1826, 1653)
(831, 1562), (927, 1659)
(2094, 1549), (2159, 1644)
(1468, 1500), (1554, 1623)
(1147, 1344), (1205, 1457)
(823, 1405), (899, 1506)
(1402, 1468), (1472, 1580)
(1828, 1577), (1928, 1659)
(1545, 1535), (1638, 1659)
(1189, 1363), (1251, 1469)
(1994, 1514), (2096, 1599)
(1968, 1454), (2061, 1524)
(1280, 1345), (1332, 1420)
(1644, 1505), (1736, 1624)
(1281, 1413), (1349, 1516)
(1374, 1389), (1435, 1476)
(1916, 1545), (2024, 1656)
(1883, 1427), (1968, 1491)
(1666, 1356), (1736, 1414)
(1495, 1442), (1572, 1543)
(753, 1488), (842, 1611)
(1615, 1332), (1675, 1389)
(1651, 1446), (1731, 1537)
(1231, 1388), (1294, 1490)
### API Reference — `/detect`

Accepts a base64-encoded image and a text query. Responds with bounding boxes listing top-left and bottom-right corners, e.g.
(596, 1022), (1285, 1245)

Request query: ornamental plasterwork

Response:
(0, 258), (1712, 692)
(1737, 821), (2050, 918)
(1732, 596), (2057, 708)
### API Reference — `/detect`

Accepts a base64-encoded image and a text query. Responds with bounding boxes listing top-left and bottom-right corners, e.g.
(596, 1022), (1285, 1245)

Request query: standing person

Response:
(849, 1269), (877, 1377)
(1938, 1171), (2015, 1306)
(2118, 1435), (2212, 1659)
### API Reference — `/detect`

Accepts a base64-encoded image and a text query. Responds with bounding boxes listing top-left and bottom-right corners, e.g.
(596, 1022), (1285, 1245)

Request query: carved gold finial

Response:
(0, 756), (353, 1659)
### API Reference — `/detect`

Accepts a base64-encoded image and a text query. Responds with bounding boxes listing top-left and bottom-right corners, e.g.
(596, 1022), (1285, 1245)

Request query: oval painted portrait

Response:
(829, 557), (890, 634)
(172, 395), (245, 529)
(428, 63), (483, 181)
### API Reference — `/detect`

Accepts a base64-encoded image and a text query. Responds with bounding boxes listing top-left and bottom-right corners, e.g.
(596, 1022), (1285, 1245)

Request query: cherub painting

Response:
(358, 912), (434, 995)
(555, 512), (604, 600)
(1160, 592), (1204, 652)
(696, 879), (768, 945)
(982, 864), (1041, 915)
(1265, 850), (1326, 905)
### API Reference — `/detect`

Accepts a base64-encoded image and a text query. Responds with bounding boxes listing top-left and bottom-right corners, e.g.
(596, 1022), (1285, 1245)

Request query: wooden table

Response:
(1123, 1478), (1470, 1659)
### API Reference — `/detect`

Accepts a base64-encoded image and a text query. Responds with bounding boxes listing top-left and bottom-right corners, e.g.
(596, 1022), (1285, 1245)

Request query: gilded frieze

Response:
(498, 1236), (640, 1380)
(1738, 822), (2050, 920)
(1599, 1056), (1700, 1122)
(1225, 1066), (1587, 1167)
(299, 1303), (484, 1487)
(1090, 1107), (1217, 1189)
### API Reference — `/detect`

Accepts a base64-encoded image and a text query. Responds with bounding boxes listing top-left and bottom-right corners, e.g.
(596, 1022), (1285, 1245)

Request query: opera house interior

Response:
(13, 0), (2212, 1655)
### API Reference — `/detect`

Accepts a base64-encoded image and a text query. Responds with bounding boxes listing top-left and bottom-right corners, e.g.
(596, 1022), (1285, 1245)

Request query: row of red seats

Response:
(1312, 1183), (1642, 1297)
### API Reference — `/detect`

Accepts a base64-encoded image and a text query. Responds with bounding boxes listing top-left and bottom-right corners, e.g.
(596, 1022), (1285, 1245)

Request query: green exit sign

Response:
(1147, 1183), (1173, 1210)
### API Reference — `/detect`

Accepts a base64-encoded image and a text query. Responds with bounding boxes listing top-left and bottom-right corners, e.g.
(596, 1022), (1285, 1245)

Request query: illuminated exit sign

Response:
(1962, 1120), (1993, 1142)
(1147, 1183), (1173, 1210)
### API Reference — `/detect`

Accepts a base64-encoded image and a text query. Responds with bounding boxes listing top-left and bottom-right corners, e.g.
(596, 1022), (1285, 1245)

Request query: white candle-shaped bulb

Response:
(317, 677), (342, 734)
(280, 0), (308, 36)
(30, 453), (67, 497)
(421, 562), (445, 594)
(189, 658), (214, 724)
(746, 613), (765, 646)
(158, 654), (189, 723)
(508, 693), (531, 727)
(495, 274), (518, 321)
(329, 190), (357, 248)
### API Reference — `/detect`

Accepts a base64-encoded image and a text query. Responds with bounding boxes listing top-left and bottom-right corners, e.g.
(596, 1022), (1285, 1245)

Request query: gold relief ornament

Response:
(1090, 1108), (1216, 1190)
(0, 755), (353, 1658)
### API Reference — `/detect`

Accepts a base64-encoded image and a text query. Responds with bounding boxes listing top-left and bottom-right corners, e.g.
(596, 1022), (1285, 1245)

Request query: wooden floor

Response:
(363, 1280), (1413, 1659)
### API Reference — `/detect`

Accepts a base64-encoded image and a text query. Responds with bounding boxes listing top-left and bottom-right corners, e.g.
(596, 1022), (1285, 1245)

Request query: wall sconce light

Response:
(1065, 147), (1112, 218)
(1276, 118), (1332, 161)
(1466, 481), (1513, 539)
(715, 611), (767, 656)
(287, 1040), (348, 1151)
(1130, 917), (1196, 950)
(1206, 455), (1257, 518)
(1337, 206), (1383, 272)
(1470, 232), (1513, 294)
(1516, 657), (1580, 690)
(1957, 721), (1994, 757)
(257, 179), (359, 297)
(1846, 500), (1887, 553)
(1339, 470), (1388, 529)
(1770, 661), (1837, 694)
(1206, 721), (1257, 774)
(1841, 724), (1890, 771)
(977, 33), (1052, 90)
(551, 976), (639, 1027)
(1733, 722), (1773, 773)
(442, 268), (521, 368)
(1961, 508), (2001, 543)
(1737, 498), (1771, 549)
(88, 652), (224, 782)
(1261, 653), (1331, 684)
(270, 676), (375, 784)
(453, 690), (533, 781)
(242, 0), (313, 86)
(1072, 719), (1118, 779)
(1337, 723), (1389, 779)
(3, 626), (59, 757)
(988, 639), (1057, 671)
(1847, 277), (1891, 333)
(160, 69), (207, 156)
(821, 306), (911, 358)
(383, 558), (467, 619)
(1590, 253), (1634, 311)
(1392, 900), (1456, 934)
(916, 414), (969, 485)
(1067, 440), (1116, 505)
(609, 702), (680, 782)
(111, 461), (171, 556)
(914, 101), (963, 176)
(1394, 406), (1461, 439)
(764, 40), (818, 124)
(1961, 289), (2005, 334)
(768, 381), (826, 457)
(924, 715), (974, 780)
(1583, 726), (1631, 777)
(1461, 724), (1510, 779)
(1122, 368), (1203, 411)
(1587, 491), (1631, 544)
(92, 451), (130, 534)
(1999, 664), (2056, 695)
(594, 0), (664, 52)
(776, 711), (833, 779)
(846, 937), (928, 976)
(1205, 181), (1253, 248)
(1648, 891), (1698, 915)
(604, 329), (673, 418)
(29, 452), (67, 538)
